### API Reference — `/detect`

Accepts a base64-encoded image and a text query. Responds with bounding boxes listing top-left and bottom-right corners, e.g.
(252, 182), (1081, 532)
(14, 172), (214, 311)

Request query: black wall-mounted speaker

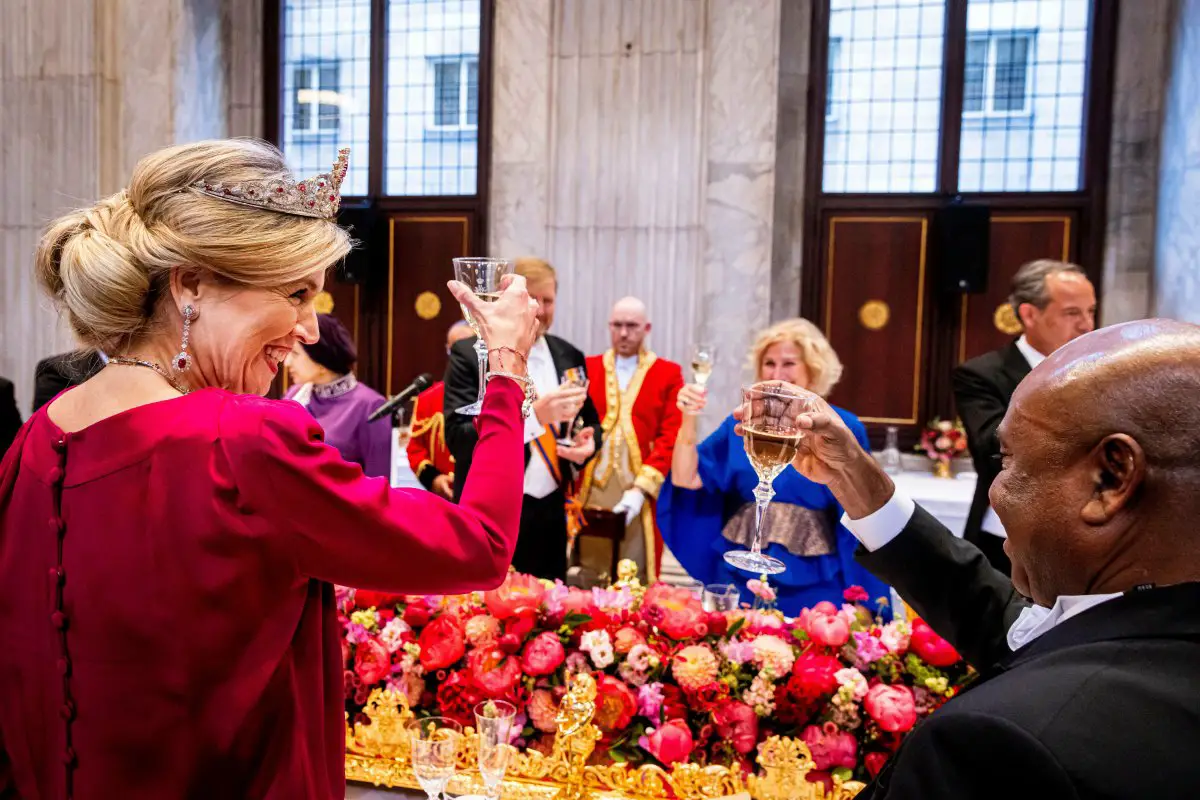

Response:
(934, 202), (990, 294)
(337, 206), (380, 284)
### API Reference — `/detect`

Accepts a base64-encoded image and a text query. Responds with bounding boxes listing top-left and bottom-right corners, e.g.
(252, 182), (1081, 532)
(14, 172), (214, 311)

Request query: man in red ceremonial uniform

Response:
(407, 321), (474, 498)
(579, 297), (684, 582)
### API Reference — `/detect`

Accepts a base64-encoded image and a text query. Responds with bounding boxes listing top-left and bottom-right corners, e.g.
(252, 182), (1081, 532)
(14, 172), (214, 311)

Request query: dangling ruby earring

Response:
(173, 305), (195, 373)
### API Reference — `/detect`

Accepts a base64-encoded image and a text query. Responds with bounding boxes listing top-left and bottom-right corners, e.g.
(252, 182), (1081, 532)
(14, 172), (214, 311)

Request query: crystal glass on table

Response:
(472, 699), (516, 800)
(407, 716), (462, 800)
(556, 366), (589, 445)
(702, 583), (740, 612)
(724, 383), (816, 576)
(690, 343), (716, 387)
(453, 257), (514, 415)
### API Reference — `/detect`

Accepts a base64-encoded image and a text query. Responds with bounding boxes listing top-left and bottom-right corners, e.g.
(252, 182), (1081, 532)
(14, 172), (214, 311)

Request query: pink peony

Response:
(468, 646), (523, 699)
(909, 619), (962, 667)
(638, 719), (694, 766)
(713, 701), (759, 755)
(594, 675), (638, 732)
(746, 579), (776, 603)
(354, 637), (391, 686)
(642, 584), (708, 640)
(613, 626), (646, 654)
(801, 722), (858, 770)
(527, 688), (559, 733)
(805, 612), (851, 648)
(864, 684), (918, 733)
(521, 631), (567, 677)
(879, 620), (911, 654)
(671, 644), (719, 692)
(483, 572), (546, 620)
(812, 601), (838, 616)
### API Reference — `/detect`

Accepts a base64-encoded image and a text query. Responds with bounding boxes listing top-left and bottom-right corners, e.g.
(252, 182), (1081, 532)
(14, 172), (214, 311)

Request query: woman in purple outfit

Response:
(284, 313), (393, 478)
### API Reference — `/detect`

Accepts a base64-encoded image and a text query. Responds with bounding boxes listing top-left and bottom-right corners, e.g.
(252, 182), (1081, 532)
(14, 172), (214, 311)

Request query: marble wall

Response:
(1154, 0), (1200, 323)
(0, 0), (260, 415)
(491, 0), (804, 425)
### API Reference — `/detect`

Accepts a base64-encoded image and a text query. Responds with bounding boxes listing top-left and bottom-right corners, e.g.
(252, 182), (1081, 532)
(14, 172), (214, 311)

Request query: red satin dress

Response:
(0, 381), (525, 799)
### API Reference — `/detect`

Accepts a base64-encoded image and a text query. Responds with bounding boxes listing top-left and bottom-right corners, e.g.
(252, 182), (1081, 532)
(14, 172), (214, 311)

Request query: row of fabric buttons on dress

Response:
(50, 436), (75, 798)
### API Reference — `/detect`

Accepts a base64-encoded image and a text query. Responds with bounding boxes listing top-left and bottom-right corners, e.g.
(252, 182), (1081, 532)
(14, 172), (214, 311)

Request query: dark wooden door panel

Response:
(957, 214), (1075, 364)
(386, 214), (475, 395)
(823, 216), (930, 425)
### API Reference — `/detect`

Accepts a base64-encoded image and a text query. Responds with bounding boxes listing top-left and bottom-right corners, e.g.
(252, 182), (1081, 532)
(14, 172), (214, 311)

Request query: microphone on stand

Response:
(367, 373), (434, 423)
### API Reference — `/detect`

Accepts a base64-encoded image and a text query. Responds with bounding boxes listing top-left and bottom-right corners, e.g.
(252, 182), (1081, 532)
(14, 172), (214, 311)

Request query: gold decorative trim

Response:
(415, 291), (442, 320)
(826, 217), (927, 425)
(857, 299), (890, 331)
(634, 465), (665, 500)
(313, 290), (335, 314)
(993, 303), (1022, 335)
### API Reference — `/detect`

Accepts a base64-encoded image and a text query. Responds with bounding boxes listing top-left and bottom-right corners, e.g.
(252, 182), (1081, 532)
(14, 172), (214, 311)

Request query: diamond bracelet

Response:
(486, 370), (537, 419)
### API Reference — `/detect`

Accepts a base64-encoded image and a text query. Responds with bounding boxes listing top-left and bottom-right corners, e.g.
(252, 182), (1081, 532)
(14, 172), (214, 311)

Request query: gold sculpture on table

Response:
(613, 558), (646, 601)
(551, 673), (603, 800)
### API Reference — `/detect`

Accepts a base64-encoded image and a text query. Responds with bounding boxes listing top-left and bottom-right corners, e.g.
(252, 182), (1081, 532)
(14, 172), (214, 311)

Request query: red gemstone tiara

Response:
(190, 147), (349, 220)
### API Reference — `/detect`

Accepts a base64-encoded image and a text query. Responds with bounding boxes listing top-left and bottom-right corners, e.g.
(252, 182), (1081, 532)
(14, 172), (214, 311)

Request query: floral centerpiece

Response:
(916, 417), (969, 478)
(341, 573), (971, 791)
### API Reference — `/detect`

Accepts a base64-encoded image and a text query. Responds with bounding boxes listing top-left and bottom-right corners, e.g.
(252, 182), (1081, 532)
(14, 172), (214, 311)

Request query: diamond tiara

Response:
(190, 147), (349, 220)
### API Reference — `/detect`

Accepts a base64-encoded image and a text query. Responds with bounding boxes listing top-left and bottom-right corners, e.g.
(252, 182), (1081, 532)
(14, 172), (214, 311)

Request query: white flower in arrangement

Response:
(835, 667), (869, 700)
(402, 641), (421, 659)
(880, 620), (911, 654)
(742, 669), (777, 717)
(378, 616), (412, 654)
(580, 629), (615, 669)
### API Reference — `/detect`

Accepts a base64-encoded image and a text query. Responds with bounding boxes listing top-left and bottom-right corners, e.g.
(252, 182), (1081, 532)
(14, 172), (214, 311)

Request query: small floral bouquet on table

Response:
(916, 417), (968, 477)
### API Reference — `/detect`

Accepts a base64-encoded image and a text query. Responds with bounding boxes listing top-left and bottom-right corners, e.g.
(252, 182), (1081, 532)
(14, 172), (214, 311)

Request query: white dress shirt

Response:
(522, 337), (562, 499)
(842, 491), (1121, 650)
(615, 354), (639, 392)
(980, 335), (1048, 539)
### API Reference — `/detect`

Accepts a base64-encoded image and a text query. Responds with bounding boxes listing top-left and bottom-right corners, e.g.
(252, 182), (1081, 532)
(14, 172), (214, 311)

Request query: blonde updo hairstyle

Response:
(749, 318), (844, 397)
(35, 138), (353, 355)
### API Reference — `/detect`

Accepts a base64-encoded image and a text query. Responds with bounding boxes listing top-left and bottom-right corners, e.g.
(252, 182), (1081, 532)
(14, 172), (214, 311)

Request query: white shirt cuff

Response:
(523, 413), (546, 445)
(840, 490), (916, 552)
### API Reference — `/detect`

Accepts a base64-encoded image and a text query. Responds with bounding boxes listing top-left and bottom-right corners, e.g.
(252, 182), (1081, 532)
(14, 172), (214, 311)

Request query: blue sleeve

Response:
(695, 415), (737, 494)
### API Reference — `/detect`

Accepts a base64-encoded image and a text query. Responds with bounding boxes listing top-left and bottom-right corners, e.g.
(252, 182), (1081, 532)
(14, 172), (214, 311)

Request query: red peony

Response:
(864, 751), (891, 778)
(353, 637), (391, 686)
(403, 600), (432, 628)
(792, 651), (842, 692)
(613, 626), (646, 654)
(356, 590), (405, 610)
(864, 684), (918, 733)
(418, 615), (465, 671)
(801, 722), (857, 770)
(639, 718), (694, 766)
(660, 685), (689, 721)
(484, 572), (546, 620)
(497, 633), (522, 655)
(521, 631), (566, 677)
(909, 619), (962, 667)
(713, 701), (759, 755)
(593, 675), (638, 732)
(468, 646), (523, 699)
(689, 682), (730, 714)
(843, 585), (870, 603)
(436, 669), (482, 727)
(804, 612), (851, 648)
(775, 651), (843, 725)
(507, 608), (538, 641)
(706, 611), (729, 637)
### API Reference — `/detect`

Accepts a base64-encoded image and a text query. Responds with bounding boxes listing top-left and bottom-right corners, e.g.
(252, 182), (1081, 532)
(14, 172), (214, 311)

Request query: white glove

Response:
(612, 488), (645, 525)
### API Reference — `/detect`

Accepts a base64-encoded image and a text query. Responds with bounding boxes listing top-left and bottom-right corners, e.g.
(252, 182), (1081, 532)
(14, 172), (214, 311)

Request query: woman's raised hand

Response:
(447, 273), (540, 362)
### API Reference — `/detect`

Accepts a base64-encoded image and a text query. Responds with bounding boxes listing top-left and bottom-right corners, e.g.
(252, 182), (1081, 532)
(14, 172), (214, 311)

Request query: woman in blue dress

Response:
(659, 318), (891, 618)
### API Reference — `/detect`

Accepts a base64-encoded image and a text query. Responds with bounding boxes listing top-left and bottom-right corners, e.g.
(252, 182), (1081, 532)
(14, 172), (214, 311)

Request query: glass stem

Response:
(474, 337), (488, 403)
(751, 481), (775, 555)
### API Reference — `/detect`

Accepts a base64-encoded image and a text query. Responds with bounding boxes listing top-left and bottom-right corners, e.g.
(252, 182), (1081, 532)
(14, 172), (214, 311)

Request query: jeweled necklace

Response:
(108, 356), (191, 395)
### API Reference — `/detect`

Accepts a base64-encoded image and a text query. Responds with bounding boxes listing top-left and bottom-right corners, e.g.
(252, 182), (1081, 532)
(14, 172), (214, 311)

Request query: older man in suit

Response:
(33, 350), (106, 411)
(770, 319), (1200, 799)
(953, 259), (1095, 574)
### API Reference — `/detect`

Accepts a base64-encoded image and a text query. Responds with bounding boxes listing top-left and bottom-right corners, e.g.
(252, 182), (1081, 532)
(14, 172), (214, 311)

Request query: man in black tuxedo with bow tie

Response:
(953, 259), (1095, 575)
(445, 257), (601, 581)
(765, 319), (1200, 799)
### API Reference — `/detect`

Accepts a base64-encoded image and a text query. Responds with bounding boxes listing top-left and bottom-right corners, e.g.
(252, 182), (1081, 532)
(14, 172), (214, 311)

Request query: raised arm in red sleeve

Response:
(219, 378), (525, 594)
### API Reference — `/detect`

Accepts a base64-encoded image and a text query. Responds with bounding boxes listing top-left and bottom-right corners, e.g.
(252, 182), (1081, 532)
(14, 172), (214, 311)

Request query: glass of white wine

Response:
(473, 699), (516, 800)
(556, 367), (590, 445)
(690, 344), (716, 387)
(453, 257), (514, 415)
(724, 384), (815, 575)
(408, 716), (462, 800)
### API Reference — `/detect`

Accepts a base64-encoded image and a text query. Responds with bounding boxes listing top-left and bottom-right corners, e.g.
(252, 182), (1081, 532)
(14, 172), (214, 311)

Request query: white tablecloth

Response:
(890, 470), (976, 538)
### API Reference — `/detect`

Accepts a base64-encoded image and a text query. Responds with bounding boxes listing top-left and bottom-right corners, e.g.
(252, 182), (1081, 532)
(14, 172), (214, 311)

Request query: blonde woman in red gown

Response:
(0, 140), (538, 799)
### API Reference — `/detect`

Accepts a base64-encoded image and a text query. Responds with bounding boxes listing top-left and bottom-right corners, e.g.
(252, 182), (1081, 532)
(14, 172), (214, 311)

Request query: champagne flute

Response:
(690, 344), (716, 387)
(724, 384), (815, 575)
(556, 367), (589, 445)
(453, 257), (514, 415)
(474, 700), (516, 800)
(408, 716), (462, 800)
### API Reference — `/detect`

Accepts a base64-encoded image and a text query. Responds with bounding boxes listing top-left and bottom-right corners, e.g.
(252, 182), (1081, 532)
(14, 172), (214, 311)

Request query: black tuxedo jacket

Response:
(33, 350), (106, 412)
(444, 334), (602, 503)
(0, 377), (21, 457)
(952, 341), (1031, 572)
(855, 505), (1200, 799)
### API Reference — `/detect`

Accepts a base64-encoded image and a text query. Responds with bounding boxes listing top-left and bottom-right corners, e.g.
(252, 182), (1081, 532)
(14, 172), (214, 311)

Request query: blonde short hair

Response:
(514, 257), (557, 288)
(35, 138), (353, 354)
(749, 318), (844, 397)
